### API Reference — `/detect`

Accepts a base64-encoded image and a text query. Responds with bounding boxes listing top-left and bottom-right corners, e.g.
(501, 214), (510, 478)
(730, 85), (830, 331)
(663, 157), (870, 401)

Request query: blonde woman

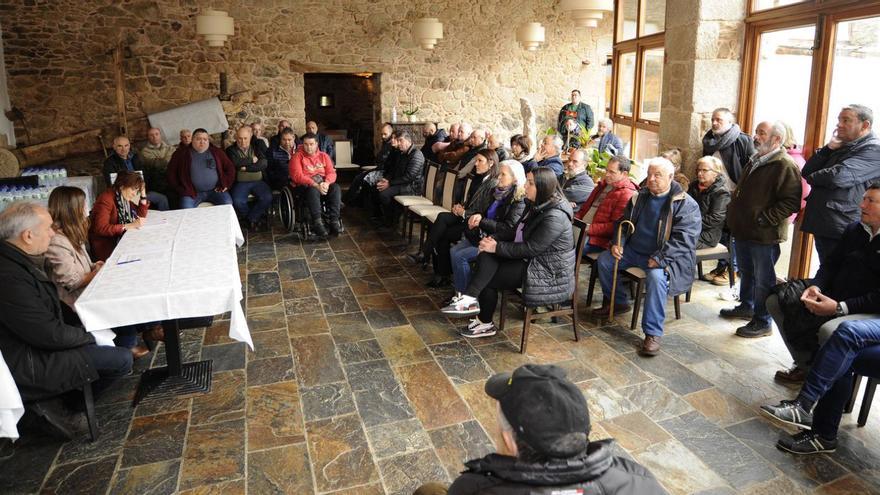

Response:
(688, 156), (731, 250)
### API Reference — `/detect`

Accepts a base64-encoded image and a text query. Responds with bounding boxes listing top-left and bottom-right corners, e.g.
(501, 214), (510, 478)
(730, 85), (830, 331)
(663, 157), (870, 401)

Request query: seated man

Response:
(768, 183), (880, 383)
(225, 126), (272, 230)
(373, 129), (424, 226)
(592, 118), (624, 155)
(139, 128), (175, 205)
(269, 119), (292, 149)
(561, 117), (583, 151)
(486, 132), (509, 162)
(453, 127), (488, 179)
(436, 122), (473, 167)
(0, 202), (131, 435)
(291, 132), (342, 237)
(103, 136), (169, 211)
(266, 127), (297, 190)
(305, 120), (335, 164)
(432, 122), (459, 156)
(594, 157), (701, 356)
(561, 148), (595, 211)
(530, 135), (564, 177)
(167, 128), (235, 208)
(179, 128), (192, 147)
(249, 121), (270, 152)
(761, 319), (880, 455)
(416, 364), (665, 494)
(421, 122), (447, 163)
(576, 155), (638, 254)
(343, 122), (395, 206)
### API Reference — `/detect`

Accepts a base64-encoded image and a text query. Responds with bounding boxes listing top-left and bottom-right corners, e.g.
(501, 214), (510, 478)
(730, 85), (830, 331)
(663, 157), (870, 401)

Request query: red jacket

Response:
(167, 144), (236, 198)
(88, 188), (150, 262)
(290, 149), (336, 187)
(576, 178), (638, 249)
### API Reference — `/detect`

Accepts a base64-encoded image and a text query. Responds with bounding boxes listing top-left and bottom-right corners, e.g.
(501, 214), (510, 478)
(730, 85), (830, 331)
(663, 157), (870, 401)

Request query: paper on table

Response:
(92, 329), (117, 346)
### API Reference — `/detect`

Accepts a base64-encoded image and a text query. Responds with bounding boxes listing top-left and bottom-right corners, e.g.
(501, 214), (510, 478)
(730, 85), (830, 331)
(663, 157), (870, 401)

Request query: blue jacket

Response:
(597, 132), (624, 155)
(801, 132), (880, 238)
(614, 181), (701, 296)
(537, 155), (564, 177)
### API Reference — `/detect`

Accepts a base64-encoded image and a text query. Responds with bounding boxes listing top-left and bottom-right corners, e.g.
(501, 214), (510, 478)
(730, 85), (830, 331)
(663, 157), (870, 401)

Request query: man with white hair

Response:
(722, 121), (802, 338)
(436, 122), (473, 166)
(594, 157), (701, 356)
(531, 134), (564, 176)
(592, 118), (624, 155)
(0, 202), (132, 437)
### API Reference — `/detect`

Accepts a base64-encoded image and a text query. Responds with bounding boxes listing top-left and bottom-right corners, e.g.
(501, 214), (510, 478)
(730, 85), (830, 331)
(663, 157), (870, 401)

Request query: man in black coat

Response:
(103, 136), (170, 211)
(421, 122), (447, 163)
(701, 108), (755, 186)
(415, 364), (665, 495)
(0, 202), (131, 435)
(372, 129), (424, 226)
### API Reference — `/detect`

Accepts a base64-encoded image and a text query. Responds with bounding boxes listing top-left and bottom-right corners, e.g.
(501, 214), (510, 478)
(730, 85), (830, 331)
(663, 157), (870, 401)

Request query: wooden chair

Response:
(846, 374), (878, 427)
(499, 218), (589, 353)
(691, 244), (735, 301)
(395, 162), (439, 240)
(409, 170), (458, 250)
(622, 267), (683, 330)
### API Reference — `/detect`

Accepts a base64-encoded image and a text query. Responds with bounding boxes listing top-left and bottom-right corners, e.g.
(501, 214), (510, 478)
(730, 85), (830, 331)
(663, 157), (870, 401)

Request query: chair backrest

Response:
(335, 140), (352, 165)
(440, 171), (458, 208)
(461, 177), (473, 204)
(423, 162), (439, 201)
(571, 217), (590, 293)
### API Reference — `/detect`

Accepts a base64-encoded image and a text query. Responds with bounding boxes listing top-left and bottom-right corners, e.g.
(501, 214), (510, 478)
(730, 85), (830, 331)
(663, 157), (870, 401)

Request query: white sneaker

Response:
(440, 294), (479, 316)
(460, 319), (497, 338)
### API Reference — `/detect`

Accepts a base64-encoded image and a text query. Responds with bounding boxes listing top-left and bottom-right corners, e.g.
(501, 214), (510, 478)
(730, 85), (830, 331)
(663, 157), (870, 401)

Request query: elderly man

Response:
(249, 121), (270, 151)
(557, 89), (594, 135)
(768, 183), (880, 383)
(139, 127), (175, 169)
(344, 122), (396, 207)
(291, 132), (342, 237)
(432, 122), (460, 156)
(103, 136), (169, 211)
(266, 127), (297, 190)
(373, 130), (424, 226)
(304, 120), (335, 164)
(592, 118), (624, 155)
(561, 148), (595, 211)
(594, 157), (701, 356)
(179, 128), (192, 147)
(167, 128), (235, 209)
(530, 135), (565, 176)
(722, 121), (802, 338)
(436, 122), (473, 166)
(269, 119), (292, 148)
(420, 122), (447, 163)
(415, 364), (665, 495)
(225, 126), (272, 230)
(0, 202), (131, 437)
(801, 104), (880, 267)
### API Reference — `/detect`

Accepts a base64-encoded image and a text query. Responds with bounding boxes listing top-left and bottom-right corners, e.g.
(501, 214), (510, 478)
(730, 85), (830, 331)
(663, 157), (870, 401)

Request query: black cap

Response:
(485, 364), (590, 457)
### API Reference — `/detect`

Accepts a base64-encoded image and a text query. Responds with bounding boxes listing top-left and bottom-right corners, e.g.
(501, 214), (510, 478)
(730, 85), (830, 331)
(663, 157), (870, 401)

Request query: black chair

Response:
(846, 374), (878, 427)
(25, 382), (98, 442)
(499, 218), (589, 353)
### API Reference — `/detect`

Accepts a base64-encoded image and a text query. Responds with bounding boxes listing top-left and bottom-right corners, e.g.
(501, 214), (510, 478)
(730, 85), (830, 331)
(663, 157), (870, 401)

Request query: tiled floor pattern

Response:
(2, 209), (880, 494)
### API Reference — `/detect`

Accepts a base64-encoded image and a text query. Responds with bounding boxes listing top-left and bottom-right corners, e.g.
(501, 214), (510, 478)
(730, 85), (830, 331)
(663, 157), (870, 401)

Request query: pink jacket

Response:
(787, 146), (810, 223)
(43, 232), (95, 308)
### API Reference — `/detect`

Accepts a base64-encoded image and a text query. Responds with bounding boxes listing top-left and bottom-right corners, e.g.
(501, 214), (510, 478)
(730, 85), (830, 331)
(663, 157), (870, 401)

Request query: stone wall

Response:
(0, 0), (612, 150)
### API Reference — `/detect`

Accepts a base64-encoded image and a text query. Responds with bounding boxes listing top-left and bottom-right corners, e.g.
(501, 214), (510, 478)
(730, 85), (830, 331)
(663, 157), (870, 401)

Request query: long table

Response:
(76, 205), (252, 405)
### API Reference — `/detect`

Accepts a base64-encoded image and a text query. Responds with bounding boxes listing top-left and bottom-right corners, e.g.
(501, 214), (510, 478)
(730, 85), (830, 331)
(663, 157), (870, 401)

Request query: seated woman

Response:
(509, 134), (532, 166)
(441, 167), (575, 338)
(89, 170), (149, 262)
(417, 149), (500, 287)
(442, 160), (526, 304)
(688, 155), (730, 250)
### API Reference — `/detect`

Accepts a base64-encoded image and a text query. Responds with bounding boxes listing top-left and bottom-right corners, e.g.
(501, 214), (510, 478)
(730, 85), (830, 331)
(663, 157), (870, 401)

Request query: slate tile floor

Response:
(2, 208), (880, 494)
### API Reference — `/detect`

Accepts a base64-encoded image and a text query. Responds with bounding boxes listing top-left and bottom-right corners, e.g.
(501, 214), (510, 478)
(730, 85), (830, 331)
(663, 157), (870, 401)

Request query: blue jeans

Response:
(146, 191), (169, 211)
(179, 190), (233, 209)
(597, 248), (669, 337)
(715, 233), (738, 272)
(231, 180), (273, 223)
(582, 241), (603, 256)
(81, 344), (132, 396)
(450, 238), (479, 293)
(735, 240), (780, 325)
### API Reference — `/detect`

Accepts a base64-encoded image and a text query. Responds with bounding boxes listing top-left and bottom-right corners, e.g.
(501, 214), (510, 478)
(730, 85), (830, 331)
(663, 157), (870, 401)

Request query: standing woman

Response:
(441, 167), (575, 338)
(89, 170), (149, 262)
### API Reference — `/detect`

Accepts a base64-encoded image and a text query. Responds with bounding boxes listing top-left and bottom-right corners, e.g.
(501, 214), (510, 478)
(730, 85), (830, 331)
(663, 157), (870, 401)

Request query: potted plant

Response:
(402, 102), (420, 122)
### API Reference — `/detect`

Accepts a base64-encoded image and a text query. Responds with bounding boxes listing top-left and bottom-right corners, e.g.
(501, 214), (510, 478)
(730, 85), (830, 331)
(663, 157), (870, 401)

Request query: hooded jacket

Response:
(688, 174), (731, 249)
(614, 181), (701, 297)
(448, 439), (666, 495)
(495, 197), (575, 307)
(576, 178), (639, 249)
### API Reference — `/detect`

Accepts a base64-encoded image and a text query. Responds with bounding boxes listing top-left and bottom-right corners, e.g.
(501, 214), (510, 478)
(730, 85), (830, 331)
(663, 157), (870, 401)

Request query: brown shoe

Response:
(130, 344), (151, 360)
(710, 270), (735, 286)
(591, 303), (631, 317)
(638, 335), (661, 356)
(142, 324), (165, 342)
(702, 266), (725, 282)
(774, 366), (807, 384)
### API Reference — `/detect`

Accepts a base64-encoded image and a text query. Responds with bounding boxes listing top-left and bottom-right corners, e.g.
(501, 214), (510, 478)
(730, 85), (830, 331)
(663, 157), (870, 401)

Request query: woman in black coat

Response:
(441, 167), (575, 338)
(688, 155), (731, 249)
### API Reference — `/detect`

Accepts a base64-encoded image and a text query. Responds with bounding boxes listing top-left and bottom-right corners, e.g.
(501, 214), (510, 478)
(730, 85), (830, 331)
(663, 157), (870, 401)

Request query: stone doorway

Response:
(304, 72), (381, 165)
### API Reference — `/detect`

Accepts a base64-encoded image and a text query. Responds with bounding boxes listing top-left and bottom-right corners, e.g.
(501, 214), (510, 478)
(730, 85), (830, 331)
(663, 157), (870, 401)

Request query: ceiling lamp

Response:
(413, 18), (443, 50)
(559, 0), (613, 28)
(196, 9), (235, 47)
(516, 22), (545, 51)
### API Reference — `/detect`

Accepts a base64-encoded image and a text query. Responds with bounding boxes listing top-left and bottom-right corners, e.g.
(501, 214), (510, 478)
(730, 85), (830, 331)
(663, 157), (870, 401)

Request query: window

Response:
(751, 0), (807, 13)
(642, 0), (666, 35)
(319, 95), (334, 108)
(639, 47), (664, 121)
(618, 0), (638, 41)
(616, 52), (637, 117)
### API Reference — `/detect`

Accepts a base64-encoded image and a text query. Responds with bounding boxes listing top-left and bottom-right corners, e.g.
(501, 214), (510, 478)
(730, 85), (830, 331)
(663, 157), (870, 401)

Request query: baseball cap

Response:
(485, 364), (590, 457)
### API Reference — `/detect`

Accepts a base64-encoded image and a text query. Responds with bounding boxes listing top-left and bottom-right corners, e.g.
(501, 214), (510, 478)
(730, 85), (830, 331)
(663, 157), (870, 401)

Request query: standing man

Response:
(225, 126), (273, 231)
(103, 136), (169, 211)
(801, 104), (880, 267)
(305, 121), (336, 164)
(722, 121), (802, 338)
(557, 89), (594, 136)
(291, 133), (342, 237)
(167, 128), (235, 208)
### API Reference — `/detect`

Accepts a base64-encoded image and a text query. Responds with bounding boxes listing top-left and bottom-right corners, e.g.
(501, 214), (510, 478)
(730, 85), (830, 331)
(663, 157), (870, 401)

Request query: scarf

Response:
(115, 190), (137, 225)
(702, 123), (742, 155)
(486, 186), (511, 221)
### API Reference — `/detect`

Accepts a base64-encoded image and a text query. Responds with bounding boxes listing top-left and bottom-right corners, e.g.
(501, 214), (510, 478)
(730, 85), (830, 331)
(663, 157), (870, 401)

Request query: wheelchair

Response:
(276, 185), (342, 240)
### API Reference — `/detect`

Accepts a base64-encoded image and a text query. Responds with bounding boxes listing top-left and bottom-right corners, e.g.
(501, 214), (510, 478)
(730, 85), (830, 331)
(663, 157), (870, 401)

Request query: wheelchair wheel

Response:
(279, 186), (297, 233)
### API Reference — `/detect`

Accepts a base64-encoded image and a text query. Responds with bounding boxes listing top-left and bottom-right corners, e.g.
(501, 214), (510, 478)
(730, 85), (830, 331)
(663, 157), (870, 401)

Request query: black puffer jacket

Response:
(465, 188), (526, 244)
(0, 241), (98, 401)
(464, 175), (497, 218)
(495, 197), (575, 307)
(688, 175), (730, 248)
(387, 145), (425, 195)
(448, 439), (667, 495)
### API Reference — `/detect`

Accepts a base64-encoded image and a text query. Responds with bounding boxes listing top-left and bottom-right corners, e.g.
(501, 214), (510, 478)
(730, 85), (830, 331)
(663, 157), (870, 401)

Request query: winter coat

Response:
(576, 178), (639, 249)
(727, 149), (802, 244)
(102, 152), (144, 188)
(167, 144), (236, 199)
(43, 232), (95, 308)
(463, 176), (498, 218)
(225, 143), (268, 183)
(465, 188), (525, 244)
(813, 221), (880, 314)
(537, 155), (564, 177)
(88, 188), (150, 262)
(562, 171), (596, 211)
(701, 127), (755, 185)
(495, 197), (575, 307)
(447, 439), (666, 495)
(596, 132), (624, 155)
(614, 181), (701, 297)
(387, 145), (425, 195)
(557, 102), (594, 134)
(266, 144), (295, 190)
(688, 175), (731, 249)
(0, 241), (98, 402)
(801, 132), (880, 238)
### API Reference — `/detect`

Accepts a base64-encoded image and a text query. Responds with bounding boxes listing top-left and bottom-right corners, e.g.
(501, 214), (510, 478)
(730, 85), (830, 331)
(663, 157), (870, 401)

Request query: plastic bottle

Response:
(391, 105), (398, 123)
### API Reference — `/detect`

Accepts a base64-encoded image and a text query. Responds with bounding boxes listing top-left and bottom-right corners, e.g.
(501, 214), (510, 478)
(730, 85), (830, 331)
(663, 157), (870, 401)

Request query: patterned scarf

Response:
(114, 190), (137, 225)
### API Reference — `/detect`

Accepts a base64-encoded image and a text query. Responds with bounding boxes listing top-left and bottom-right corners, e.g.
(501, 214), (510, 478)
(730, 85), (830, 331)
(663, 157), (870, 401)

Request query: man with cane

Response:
(593, 157), (701, 356)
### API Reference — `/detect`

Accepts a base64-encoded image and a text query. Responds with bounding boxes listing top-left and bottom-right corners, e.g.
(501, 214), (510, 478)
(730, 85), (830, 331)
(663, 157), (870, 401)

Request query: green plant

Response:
(401, 101), (420, 116)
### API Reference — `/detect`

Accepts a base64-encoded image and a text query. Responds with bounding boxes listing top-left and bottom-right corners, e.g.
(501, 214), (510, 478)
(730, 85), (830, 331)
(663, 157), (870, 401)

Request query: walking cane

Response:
(608, 220), (635, 324)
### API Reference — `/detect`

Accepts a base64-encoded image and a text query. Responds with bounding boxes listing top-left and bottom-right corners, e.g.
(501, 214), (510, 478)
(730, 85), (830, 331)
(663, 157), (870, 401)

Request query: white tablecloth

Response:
(0, 349), (24, 440)
(75, 205), (252, 350)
